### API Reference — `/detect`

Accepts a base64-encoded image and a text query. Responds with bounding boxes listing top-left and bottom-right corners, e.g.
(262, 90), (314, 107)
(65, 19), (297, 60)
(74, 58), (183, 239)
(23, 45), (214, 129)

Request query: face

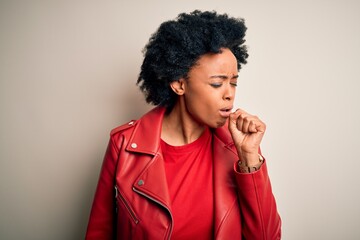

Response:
(179, 48), (239, 128)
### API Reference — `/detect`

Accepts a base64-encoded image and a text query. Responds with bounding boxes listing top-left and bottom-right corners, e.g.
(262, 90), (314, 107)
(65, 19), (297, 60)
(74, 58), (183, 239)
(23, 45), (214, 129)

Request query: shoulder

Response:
(109, 120), (138, 143)
(106, 106), (166, 152)
(110, 120), (137, 136)
(109, 106), (164, 136)
(110, 106), (165, 139)
(106, 120), (139, 152)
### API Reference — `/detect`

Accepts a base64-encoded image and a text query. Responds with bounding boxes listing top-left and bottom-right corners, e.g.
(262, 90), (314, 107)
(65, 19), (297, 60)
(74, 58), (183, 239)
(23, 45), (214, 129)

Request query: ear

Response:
(170, 78), (186, 95)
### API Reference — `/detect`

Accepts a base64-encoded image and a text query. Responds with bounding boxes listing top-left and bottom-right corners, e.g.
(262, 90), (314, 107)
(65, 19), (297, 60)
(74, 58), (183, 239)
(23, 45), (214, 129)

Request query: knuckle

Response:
(240, 113), (248, 120)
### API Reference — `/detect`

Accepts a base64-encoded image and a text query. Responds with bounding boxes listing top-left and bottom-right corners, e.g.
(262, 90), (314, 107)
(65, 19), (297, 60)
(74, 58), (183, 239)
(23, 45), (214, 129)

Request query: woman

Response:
(86, 10), (281, 239)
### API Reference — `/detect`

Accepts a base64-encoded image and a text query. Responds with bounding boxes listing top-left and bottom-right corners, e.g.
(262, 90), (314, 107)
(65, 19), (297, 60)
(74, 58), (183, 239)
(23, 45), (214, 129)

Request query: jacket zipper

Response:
(132, 187), (173, 240)
(115, 185), (139, 224)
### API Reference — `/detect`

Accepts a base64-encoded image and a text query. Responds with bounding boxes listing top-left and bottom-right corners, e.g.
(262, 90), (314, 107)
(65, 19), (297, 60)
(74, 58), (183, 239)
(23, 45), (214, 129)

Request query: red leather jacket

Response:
(86, 107), (281, 239)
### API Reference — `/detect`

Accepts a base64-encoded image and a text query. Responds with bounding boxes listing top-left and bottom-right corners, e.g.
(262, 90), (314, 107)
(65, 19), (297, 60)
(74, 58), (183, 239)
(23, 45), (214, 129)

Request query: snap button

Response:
(137, 180), (144, 186)
(131, 143), (137, 149)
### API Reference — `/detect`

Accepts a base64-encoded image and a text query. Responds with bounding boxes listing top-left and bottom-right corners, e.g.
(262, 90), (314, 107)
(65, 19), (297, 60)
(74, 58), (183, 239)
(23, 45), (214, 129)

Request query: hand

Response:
(228, 108), (266, 166)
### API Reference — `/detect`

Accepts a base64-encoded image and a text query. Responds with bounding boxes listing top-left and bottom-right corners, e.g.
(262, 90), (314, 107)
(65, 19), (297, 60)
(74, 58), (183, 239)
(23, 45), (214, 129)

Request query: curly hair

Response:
(137, 10), (249, 110)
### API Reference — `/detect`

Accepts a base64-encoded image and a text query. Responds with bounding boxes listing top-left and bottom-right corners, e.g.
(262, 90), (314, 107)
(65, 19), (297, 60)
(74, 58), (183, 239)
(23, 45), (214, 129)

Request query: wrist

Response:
(237, 154), (264, 173)
(238, 152), (261, 167)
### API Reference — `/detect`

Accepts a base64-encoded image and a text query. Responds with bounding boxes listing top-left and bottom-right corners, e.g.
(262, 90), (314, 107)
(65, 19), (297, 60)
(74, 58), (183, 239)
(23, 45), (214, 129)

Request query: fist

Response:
(228, 109), (266, 165)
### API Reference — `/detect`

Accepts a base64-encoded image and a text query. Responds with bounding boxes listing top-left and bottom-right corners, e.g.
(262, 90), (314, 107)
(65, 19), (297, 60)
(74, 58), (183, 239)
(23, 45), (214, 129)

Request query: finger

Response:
(229, 110), (242, 133)
(232, 108), (266, 133)
(230, 109), (242, 120)
(241, 115), (251, 133)
(240, 115), (260, 133)
(231, 109), (258, 133)
(249, 120), (258, 133)
(237, 112), (256, 132)
(229, 109), (243, 127)
(236, 113), (247, 132)
(255, 119), (266, 133)
(234, 108), (248, 116)
(229, 110), (240, 126)
(248, 117), (266, 133)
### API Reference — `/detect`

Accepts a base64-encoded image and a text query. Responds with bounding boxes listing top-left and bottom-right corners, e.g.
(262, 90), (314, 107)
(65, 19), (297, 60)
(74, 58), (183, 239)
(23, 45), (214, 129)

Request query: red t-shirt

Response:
(161, 127), (214, 240)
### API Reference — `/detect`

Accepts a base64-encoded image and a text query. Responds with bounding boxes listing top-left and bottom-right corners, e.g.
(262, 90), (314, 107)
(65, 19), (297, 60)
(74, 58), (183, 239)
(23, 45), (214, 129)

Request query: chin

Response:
(214, 120), (227, 128)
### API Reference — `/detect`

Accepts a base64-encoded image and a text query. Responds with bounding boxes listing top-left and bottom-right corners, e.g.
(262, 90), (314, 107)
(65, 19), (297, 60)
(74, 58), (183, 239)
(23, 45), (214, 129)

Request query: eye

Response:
(230, 82), (238, 87)
(210, 83), (222, 88)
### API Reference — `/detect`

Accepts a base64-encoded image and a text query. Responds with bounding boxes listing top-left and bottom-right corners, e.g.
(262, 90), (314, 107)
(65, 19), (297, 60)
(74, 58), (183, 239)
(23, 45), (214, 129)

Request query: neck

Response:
(161, 98), (206, 146)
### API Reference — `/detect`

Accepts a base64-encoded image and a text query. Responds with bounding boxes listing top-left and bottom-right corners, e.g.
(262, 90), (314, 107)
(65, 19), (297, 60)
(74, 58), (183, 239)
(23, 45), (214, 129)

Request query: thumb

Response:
(228, 109), (242, 132)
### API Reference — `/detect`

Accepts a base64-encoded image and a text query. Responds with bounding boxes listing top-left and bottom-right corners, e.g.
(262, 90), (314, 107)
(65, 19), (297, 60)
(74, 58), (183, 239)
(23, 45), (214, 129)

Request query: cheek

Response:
(184, 86), (221, 114)
(184, 94), (209, 118)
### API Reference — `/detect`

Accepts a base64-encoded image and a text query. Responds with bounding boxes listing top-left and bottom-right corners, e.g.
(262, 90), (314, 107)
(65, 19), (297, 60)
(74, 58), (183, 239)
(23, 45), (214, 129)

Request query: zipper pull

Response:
(114, 185), (118, 198)
(114, 186), (118, 214)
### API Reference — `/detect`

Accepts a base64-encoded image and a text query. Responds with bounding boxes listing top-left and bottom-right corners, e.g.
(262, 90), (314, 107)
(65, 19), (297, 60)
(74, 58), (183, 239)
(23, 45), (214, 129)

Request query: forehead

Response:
(191, 48), (238, 74)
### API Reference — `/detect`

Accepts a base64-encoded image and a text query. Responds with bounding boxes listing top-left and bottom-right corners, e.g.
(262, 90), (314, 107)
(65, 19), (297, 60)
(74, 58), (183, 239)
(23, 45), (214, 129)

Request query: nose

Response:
(223, 84), (234, 101)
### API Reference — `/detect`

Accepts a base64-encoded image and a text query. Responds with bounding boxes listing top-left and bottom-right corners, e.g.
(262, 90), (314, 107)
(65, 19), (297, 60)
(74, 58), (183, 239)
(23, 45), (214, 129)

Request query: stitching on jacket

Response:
(252, 175), (266, 239)
(214, 197), (237, 238)
(110, 137), (120, 155)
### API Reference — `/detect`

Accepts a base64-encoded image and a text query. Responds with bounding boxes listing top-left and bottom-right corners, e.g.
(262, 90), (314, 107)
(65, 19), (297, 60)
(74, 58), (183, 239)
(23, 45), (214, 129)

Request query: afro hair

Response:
(137, 10), (249, 110)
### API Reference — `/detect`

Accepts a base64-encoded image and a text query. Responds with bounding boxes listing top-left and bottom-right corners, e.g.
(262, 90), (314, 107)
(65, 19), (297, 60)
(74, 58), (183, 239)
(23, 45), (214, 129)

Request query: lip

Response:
(219, 106), (233, 118)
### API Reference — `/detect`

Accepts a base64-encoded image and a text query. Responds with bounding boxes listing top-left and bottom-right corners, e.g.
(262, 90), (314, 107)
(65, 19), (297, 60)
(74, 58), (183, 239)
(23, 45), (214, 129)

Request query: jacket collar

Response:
(125, 107), (165, 155)
(126, 106), (235, 155)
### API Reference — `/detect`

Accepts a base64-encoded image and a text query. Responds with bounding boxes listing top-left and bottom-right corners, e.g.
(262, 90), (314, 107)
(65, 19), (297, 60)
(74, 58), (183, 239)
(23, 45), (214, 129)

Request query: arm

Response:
(235, 160), (281, 239)
(85, 136), (120, 240)
(229, 109), (281, 239)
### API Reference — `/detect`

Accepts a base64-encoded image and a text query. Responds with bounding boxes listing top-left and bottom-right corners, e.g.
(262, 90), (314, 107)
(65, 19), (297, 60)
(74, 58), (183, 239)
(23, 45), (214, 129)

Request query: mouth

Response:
(219, 106), (233, 118)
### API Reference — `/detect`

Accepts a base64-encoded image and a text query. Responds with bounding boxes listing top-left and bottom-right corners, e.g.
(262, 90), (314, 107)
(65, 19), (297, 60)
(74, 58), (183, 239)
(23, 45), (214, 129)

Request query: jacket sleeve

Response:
(234, 160), (282, 240)
(85, 136), (121, 240)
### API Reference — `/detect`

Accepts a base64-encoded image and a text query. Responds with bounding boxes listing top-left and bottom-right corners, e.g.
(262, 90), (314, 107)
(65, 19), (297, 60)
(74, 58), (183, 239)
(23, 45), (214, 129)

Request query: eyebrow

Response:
(210, 75), (238, 79)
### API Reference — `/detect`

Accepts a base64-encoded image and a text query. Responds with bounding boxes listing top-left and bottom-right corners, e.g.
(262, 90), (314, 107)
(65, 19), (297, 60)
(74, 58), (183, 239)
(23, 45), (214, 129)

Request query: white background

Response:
(1, 0), (359, 239)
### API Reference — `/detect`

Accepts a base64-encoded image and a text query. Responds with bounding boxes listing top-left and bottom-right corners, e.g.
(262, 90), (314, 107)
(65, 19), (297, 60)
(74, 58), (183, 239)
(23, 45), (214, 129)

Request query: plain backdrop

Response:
(1, 0), (359, 239)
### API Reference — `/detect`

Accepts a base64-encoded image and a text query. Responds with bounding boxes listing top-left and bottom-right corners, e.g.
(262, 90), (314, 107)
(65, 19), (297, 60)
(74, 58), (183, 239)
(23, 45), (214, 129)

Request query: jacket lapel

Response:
(125, 107), (172, 210)
(212, 124), (239, 236)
